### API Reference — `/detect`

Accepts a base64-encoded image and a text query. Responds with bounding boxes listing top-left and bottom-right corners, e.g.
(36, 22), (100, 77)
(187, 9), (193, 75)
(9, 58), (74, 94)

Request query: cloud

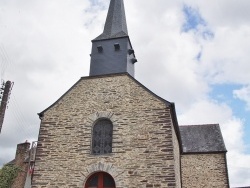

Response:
(198, 25), (250, 85)
(0, 0), (95, 166)
(0, 147), (16, 166)
(128, 2), (209, 111)
(234, 85), (250, 111)
(182, 5), (206, 32)
(177, 99), (245, 152)
(0, 0), (250, 187)
(228, 150), (250, 187)
(127, 1), (250, 186)
(178, 99), (250, 186)
(180, 1), (250, 87)
(183, 0), (250, 28)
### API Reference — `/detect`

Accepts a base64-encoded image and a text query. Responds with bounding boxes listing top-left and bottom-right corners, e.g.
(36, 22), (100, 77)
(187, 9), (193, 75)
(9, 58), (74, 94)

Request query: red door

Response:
(85, 172), (116, 188)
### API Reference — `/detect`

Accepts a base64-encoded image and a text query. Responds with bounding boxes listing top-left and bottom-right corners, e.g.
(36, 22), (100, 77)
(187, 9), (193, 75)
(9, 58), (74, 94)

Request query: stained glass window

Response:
(92, 119), (113, 155)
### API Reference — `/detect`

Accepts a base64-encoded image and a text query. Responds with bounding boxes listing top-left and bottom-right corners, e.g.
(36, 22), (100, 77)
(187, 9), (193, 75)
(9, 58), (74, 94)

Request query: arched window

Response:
(92, 119), (113, 155)
(85, 172), (116, 188)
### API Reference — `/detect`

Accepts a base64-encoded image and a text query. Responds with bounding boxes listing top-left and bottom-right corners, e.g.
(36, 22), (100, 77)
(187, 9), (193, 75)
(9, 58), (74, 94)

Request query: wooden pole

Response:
(0, 80), (12, 133)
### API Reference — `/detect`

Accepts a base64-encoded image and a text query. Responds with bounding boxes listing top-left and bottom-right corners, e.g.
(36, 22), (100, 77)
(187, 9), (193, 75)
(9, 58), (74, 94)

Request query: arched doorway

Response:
(85, 172), (116, 188)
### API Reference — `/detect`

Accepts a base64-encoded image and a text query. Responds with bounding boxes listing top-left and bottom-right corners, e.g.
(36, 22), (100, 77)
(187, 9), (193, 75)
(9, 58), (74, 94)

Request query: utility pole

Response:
(0, 80), (13, 133)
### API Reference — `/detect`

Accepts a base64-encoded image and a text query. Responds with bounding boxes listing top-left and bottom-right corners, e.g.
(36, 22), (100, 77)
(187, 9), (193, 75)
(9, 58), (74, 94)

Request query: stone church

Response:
(16, 0), (230, 187)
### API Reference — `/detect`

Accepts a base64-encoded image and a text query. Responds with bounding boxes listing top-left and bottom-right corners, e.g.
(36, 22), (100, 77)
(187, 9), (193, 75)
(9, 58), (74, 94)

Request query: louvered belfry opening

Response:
(92, 119), (113, 155)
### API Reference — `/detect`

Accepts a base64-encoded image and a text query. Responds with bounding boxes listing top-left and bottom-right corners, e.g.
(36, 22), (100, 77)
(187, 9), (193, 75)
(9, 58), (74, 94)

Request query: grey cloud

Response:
(0, 0), (250, 186)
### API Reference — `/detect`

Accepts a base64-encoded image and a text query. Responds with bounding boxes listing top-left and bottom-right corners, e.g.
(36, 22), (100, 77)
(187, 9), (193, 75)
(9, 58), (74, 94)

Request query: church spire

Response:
(94, 0), (128, 41)
(89, 0), (137, 77)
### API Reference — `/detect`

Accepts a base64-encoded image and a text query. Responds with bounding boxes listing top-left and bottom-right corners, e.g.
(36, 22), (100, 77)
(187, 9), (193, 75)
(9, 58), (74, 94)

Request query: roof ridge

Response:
(179, 124), (219, 127)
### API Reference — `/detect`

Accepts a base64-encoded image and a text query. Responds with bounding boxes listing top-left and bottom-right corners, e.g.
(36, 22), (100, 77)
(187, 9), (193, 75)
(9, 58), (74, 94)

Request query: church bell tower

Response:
(89, 0), (137, 77)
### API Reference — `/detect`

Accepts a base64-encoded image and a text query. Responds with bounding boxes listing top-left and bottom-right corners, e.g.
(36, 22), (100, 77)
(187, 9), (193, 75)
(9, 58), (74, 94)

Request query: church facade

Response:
(30, 0), (229, 187)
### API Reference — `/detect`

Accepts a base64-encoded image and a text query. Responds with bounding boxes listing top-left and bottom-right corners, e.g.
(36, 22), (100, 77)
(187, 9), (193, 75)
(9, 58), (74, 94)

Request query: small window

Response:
(97, 45), (103, 53)
(114, 43), (120, 51)
(92, 119), (113, 155)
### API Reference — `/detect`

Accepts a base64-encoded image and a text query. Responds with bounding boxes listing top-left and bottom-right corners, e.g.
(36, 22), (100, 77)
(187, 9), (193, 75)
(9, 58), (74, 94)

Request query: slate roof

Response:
(179, 124), (227, 153)
(94, 0), (128, 40)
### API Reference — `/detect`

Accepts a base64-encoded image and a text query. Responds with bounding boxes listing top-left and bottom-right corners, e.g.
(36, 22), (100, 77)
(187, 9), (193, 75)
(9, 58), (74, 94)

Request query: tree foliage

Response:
(0, 164), (21, 188)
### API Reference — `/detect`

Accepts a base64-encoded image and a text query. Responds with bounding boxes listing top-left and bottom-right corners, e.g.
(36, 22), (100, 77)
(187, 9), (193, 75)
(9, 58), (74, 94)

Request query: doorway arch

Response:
(85, 172), (116, 188)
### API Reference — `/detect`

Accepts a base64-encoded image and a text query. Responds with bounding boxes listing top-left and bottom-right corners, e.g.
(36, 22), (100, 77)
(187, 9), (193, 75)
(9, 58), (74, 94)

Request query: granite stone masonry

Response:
(32, 74), (181, 188)
(11, 142), (30, 188)
(181, 153), (229, 188)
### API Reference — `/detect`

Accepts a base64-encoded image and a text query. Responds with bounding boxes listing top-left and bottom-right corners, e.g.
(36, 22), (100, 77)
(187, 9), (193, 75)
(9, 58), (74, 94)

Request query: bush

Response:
(0, 165), (21, 188)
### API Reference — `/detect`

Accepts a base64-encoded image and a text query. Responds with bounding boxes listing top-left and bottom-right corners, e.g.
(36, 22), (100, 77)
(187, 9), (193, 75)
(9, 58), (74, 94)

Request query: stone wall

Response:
(11, 142), (30, 188)
(32, 74), (181, 188)
(172, 126), (181, 187)
(181, 153), (229, 188)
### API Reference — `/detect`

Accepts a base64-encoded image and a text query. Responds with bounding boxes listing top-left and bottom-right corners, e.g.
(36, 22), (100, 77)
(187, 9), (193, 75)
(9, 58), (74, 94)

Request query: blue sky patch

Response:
(196, 51), (202, 61)
(182, 5), (214, 40)
(182, 5), (206, 32)
(202, 30), (214, 40)
(89, 0), (107, 10)
(90, 0), (100, 6)
(210, 84), (250, 152)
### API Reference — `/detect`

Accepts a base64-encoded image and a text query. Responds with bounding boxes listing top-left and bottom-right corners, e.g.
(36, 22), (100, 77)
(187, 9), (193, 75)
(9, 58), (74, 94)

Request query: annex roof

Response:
(179, 124), (227, 154)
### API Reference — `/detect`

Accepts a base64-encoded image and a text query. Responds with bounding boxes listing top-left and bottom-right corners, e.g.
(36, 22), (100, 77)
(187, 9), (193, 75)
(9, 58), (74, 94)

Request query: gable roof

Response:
(37, 73), (183, 152)
(179, 124), (227, 154)
(38, 73), (172, 116)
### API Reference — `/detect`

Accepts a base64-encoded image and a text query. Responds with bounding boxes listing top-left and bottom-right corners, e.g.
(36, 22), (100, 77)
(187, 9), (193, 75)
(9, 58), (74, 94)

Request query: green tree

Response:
(0, 165), (21, 188)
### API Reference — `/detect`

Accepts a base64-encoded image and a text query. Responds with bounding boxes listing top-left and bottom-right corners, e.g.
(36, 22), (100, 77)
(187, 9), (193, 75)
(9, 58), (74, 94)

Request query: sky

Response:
(0, 0), (250, 187)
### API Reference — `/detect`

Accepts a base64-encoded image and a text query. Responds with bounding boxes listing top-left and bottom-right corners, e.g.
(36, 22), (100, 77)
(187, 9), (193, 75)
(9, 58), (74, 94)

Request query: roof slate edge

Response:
(92, 35), (128, 42)
(38, 73), (172, 117)
(179, 124), (227, 153)
(37, 73), (184, 160)
(179, 124), (219, 127)
(216, 124), (227, 152)
(182, 151), (227, 155)
(169, 103), (183, 153)
(180, 124), (227, 152)
(38, 78), (83, 118)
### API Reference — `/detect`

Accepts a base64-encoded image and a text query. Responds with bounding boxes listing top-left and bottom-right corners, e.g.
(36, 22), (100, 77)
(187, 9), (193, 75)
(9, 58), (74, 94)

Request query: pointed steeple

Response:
(89, 0), (137, 77)
(94, 0), (128, 41)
